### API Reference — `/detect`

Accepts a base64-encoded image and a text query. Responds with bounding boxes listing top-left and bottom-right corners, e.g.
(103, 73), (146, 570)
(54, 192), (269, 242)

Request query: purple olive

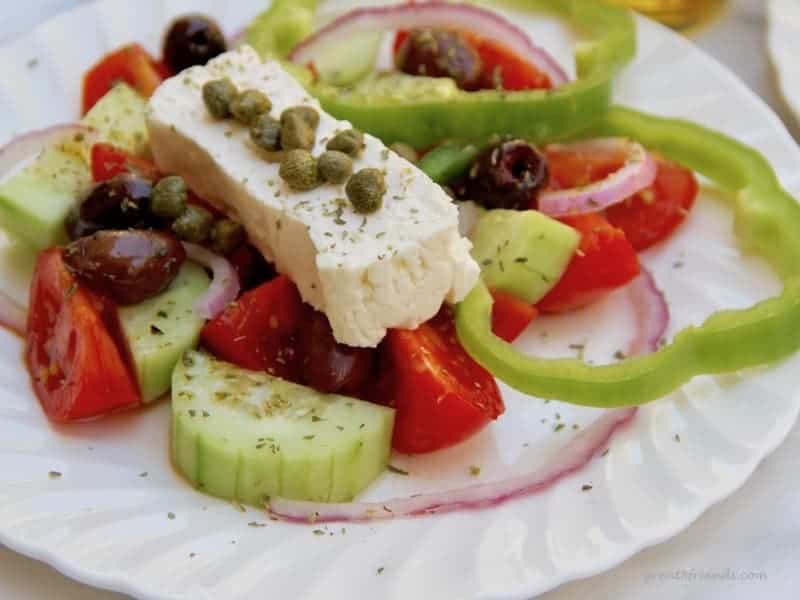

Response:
(457, 140), (549, 210)
(396, 29), (483, 91)
(63, 230), (186, 305)
(163, 15), (227, 74)
(66, 175), (155, 240)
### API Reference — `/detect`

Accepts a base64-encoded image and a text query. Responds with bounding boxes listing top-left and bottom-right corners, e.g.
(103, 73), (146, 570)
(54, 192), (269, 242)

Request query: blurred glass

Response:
(602, 0), (726, 29)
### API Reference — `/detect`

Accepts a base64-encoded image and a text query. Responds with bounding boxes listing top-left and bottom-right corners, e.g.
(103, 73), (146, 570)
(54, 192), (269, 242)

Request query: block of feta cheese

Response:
(147, 46), (479, 347)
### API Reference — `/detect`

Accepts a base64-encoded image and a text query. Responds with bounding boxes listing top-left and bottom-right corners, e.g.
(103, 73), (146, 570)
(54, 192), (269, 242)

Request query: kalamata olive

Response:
(396, 29), (483, 91)
(63, 230), (186, 305)
(163, 15), (227, 74)
(72, 175), (154, 238)
(297, 311), (375, 395)
(458, 140), (549, 210)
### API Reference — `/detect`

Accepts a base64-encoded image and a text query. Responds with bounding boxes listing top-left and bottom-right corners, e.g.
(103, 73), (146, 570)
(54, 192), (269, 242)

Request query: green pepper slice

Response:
(247, 0), (635, 148)
(455, 106), (800, 407)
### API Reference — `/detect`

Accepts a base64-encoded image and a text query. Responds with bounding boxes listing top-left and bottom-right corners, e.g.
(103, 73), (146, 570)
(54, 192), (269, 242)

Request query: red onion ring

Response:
(626, 267), (670, 357)
(538, 138), (658, 217)
(0, 124), (96, 181)
(289, 1), (569, 87)
(0, 291), (26, 338)
(182, 243), (240, 320)
(267, 407), (637, 523)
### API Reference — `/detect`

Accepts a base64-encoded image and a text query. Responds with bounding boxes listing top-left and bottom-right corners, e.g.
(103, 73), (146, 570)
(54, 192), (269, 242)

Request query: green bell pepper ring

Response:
(247, 0), (635, 149)
(311, 0), (635, 148)
(455, 105), (800, 407)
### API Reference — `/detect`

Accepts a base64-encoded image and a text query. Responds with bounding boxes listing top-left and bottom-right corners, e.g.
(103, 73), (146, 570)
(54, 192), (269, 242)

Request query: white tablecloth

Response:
(1, 1), (797, 598)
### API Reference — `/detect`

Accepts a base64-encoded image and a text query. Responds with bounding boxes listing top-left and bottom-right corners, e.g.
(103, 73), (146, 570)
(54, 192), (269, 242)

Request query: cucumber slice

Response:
(171, 351), (395, 506)
(471, 209), (580, 303)
(0, 83), (150, 250)
(311, 33), (383, 87)
(118, 263), (210, 403)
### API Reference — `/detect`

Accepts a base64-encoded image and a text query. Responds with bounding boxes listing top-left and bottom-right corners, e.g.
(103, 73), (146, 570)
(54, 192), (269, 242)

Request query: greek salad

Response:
(1, 0), (799, 523)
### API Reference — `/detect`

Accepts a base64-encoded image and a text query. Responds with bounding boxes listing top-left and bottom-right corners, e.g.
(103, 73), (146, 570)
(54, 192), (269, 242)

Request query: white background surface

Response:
(0, 1), (797, 598)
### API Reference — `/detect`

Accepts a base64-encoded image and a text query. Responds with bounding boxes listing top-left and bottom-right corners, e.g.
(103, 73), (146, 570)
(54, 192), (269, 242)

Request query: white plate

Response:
(768, 0), (800, 127)
(1, 2), (799, 599)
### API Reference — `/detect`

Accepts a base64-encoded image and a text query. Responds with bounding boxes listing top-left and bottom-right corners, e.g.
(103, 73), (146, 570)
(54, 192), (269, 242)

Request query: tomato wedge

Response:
(537, 214), (640, 314)
(379, 307), (504, 454)
(26, 249), (140, 422)
(606, 158), (698, 251)
(491, 289), (537, 343)
(469, 34), (551, 91)
(90, 143), (160, 182)
(201, 275), (305, 380)
(82, 44), (166, 115)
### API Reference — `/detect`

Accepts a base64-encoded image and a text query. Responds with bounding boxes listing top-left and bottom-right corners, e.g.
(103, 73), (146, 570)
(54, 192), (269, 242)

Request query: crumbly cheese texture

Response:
(147, 46), (479, 347)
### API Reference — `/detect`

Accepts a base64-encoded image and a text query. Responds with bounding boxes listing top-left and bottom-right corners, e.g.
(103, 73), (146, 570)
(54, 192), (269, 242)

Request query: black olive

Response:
(163, 15), (227, 74)
(457, 140), (549, 210)
(63, 230), (186, 305)
(69, 175), (154, 239)
(396, 29), (483, 91)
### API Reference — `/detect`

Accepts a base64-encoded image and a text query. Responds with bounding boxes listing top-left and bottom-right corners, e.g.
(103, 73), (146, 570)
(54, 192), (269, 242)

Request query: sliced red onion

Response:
(538, 138), (658, 217)
(182, 243), (240, 320)
(0, 124), (96, 181)
(626, 267), (670, 357)
(0, 291), (26, 338)
(289, 2), (569, 87)
(267, 407), (637, 523)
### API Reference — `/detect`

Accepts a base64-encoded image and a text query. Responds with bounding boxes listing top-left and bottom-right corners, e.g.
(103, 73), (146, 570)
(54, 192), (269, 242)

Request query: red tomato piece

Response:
(200, 275), (305, 380)
(378, 307), (504, 454)
(82, 44), (165, 115)
(469, 35), (552, 91)
(25, 249), (140, 422)
(605, 159), (699, 251)
(491, 289), (538, 343)
(90, 143), (160, 182)
(537, 214), (640, 314)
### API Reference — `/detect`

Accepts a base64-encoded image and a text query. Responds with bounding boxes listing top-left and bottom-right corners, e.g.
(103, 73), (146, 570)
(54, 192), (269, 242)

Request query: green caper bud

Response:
(317, 150), (353, 185)
(230, 89), (272, 126)
(326, 129), (365, 157)
(250, 113), (282, 152)
(172, 205), (214, 243)
(211, 219), (246, 255)
(202, 78), (237, 119)
(280, 113), (316, 151)
(279, 149), (319, 191)
(281, 106), (320, 130)
(390, 142), (419, 164)
(151, 176), (188, 219)
(346, 168), (386, 214)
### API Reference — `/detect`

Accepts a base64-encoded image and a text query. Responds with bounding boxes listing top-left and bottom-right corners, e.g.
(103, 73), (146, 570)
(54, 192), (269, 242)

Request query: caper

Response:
(211, 219), (246, 255)
(172, 205), (214, 242)
(279, 149), (319, 191)
(250, 113), (282, 152)
(390, 142), (419, 164)
(326, 129), (364, 157)
(317, 151), (353, 185)
(346, 168), (386, 214)
(280, 113), (316, 151)
(202, 78), (238, 119)
(230, 89), (272, 126)
(281, 106), (320, 130)
(151, 176), (188, 219)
